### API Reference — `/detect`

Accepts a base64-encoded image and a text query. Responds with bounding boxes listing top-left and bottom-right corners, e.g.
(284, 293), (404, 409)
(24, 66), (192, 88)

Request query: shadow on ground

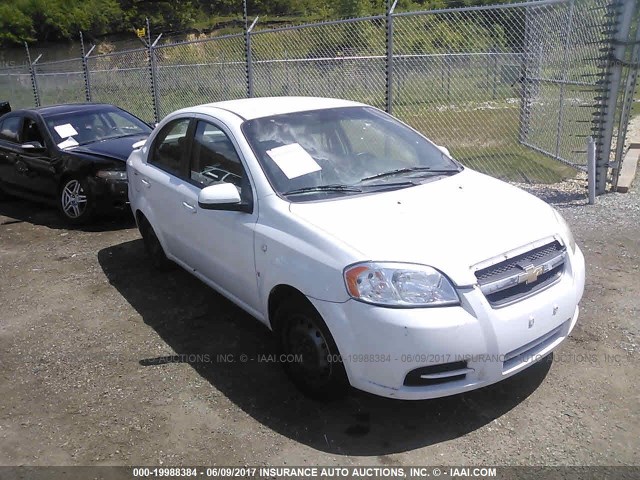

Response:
(98, 239), (552, 456)
(0, 196), (134, 232)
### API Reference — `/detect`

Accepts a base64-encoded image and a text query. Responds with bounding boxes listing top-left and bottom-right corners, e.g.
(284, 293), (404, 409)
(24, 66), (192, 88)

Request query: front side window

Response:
(242, 106), (461, 201)
(149, 118), (190, 177)
(190, 121), (244, 191)
(22, 118), (45, 146)
(0, 116), (22, 143)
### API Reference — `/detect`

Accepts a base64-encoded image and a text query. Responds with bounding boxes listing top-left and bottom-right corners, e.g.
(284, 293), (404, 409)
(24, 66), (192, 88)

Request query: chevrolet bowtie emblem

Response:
(518, 264), (544, 284)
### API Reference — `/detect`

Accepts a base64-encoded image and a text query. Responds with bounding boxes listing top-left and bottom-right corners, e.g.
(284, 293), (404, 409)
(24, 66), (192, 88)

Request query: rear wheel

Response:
(58, 177), (94, 225)
(274, 297), (349, 400)
(140, 217), (174, 271)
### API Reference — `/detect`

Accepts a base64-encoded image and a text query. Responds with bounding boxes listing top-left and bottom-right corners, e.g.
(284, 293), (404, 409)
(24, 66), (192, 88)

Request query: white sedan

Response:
(127, 97), (585, 400)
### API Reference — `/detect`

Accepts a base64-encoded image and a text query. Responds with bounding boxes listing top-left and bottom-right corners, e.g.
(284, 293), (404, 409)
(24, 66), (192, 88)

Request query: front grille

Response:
(475, 241), (566, 307)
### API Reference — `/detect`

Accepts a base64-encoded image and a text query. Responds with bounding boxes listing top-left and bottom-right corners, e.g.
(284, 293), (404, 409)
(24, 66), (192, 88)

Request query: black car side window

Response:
(190, 121), (244, 192)
(149, 118), (190, 177)
(0, 116), (22, 143)
(22, 119), (45, 146)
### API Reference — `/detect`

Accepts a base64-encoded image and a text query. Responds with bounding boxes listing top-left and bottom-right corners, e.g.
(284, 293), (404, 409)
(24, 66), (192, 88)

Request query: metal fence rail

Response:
(2, 0), (639, 192)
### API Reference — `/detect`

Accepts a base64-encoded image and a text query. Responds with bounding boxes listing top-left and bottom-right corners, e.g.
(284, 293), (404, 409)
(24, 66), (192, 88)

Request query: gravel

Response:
(0, 159), (638, 467)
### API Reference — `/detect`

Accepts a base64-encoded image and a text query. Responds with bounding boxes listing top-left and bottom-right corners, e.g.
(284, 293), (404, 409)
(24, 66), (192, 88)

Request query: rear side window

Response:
(0, 116), (22, 143)
(149, 118), (190, 177)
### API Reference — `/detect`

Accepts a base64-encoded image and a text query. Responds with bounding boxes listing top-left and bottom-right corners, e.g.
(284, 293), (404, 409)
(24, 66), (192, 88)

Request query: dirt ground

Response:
(0, 175), (638, 469)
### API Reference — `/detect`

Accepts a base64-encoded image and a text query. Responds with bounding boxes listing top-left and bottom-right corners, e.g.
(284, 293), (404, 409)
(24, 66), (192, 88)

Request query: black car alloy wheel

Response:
(59, 177), (94, 224)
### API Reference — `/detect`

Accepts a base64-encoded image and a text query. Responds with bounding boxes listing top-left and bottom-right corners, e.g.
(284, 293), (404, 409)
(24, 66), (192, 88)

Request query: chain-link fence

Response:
(86, 48), (152, 121)
(155, 33), (247, 119)
(33, 58), (86, 106)
(0, 63), (34, 110)
(2, 0), (639, 192)
(252, 17), (387, 107)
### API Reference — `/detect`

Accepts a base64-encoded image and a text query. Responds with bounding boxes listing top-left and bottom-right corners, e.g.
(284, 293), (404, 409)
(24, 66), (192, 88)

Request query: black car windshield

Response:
(44, 107), (152, 148)
(241, 106), (460, 200)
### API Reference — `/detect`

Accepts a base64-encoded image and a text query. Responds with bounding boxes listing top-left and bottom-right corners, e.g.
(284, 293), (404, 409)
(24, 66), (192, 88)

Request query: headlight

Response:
(96, 170), (127, 181)
(552, 208), (576, 253)
(344, 262), (459, 307)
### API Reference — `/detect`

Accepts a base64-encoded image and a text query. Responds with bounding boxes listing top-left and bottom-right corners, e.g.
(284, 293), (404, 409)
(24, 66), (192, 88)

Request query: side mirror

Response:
(21, 141), (45, 151)
(437, 145), (451, 157)
(198, 183), (246, 211)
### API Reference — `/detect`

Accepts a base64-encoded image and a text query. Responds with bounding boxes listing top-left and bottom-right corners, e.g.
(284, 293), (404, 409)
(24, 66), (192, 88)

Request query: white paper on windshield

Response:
(267, 143), (321, 179)
(57, 137), (79, 149)
(54, 123), (78, 138)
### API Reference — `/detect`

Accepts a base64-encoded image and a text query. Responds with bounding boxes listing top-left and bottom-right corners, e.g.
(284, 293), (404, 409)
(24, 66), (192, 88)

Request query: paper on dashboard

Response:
(266, 143), (321, 179)
(54, 123), (79, 139)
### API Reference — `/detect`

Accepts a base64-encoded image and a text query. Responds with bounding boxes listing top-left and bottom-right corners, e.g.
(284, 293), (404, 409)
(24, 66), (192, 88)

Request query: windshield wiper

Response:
(359, 166), (461, 182)
(283, 184), (363, 196)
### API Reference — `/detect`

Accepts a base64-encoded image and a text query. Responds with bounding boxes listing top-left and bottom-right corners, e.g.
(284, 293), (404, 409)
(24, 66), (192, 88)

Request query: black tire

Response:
(58, 176), (94, 225)
(140, 217), (174, 271)
(274, 297), (349, 401)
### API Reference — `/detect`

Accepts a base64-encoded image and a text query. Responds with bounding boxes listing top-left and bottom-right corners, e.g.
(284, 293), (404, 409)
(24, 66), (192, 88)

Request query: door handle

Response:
(182, 201), (196, 213)
(140, 178), (151, 188)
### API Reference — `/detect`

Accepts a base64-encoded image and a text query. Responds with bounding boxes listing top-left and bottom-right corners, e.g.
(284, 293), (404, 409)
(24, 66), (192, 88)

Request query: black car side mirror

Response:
(21, 141), (46, 151)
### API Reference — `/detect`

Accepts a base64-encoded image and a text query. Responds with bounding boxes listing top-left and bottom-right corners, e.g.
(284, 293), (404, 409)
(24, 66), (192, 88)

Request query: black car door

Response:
(0, 115), (25, 191)
(14, 115), (59, 199)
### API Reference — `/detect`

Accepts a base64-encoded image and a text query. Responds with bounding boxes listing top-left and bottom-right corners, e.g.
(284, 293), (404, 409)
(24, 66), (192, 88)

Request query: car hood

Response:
(288, 169), (561, 286)
(68, 134), (149, 162)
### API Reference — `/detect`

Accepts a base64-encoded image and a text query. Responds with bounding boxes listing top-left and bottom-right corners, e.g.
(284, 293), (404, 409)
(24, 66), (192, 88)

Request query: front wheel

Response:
(58, 177), (94, 224)
(274, 297), (349, 401)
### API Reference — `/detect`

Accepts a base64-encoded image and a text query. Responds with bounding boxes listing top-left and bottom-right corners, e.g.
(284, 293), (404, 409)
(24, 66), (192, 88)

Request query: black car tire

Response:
(58, 176), (95, 225)
(274, 297), (349, 401)
(140, 217), (174, 271)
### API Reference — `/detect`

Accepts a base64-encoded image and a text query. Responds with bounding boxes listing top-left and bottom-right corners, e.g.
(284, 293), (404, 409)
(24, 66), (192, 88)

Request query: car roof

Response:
(11, 103), (120, 118)
(180, 96), (366, 121)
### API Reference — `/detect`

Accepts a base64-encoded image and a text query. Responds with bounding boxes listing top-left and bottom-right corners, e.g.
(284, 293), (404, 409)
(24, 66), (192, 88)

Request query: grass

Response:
(1, 57), (582, 185)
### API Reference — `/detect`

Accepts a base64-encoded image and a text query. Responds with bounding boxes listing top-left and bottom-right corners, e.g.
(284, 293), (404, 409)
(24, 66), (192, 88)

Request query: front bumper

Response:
(310, 245), (585, 400)
(88, 177), (129, 213)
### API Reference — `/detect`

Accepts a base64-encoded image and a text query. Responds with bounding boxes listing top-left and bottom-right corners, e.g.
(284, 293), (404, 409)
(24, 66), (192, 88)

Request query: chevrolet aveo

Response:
(127, 97), (585, 400)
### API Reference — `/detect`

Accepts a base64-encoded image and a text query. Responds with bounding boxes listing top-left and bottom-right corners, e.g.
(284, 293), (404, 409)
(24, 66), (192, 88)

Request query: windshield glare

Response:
(45, 108), (152, 148)
(242, 106), (459, 199)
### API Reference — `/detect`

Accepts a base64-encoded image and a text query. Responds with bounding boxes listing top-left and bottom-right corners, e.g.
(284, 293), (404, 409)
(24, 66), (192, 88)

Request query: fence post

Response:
(245, 17), (259, 98)
(554, 0), (575, 159)
(385, 0), (398, 114)
(146, 19), (162, 123)
(24, 43), (41, 108)
(587, 136), (596, 204)
(80, 32), (95, 102)
(596, 0), (636, 194)
(612, 10), (640, 190)
(519, 5), (533, 144)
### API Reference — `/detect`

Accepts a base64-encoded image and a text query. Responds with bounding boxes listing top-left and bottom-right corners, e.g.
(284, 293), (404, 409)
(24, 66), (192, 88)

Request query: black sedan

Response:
(0, 103), (153, 224)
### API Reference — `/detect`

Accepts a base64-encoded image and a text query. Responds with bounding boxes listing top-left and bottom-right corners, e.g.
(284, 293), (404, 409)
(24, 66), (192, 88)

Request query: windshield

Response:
(44, 107), (152, 148)
(242, 106), (460, 200)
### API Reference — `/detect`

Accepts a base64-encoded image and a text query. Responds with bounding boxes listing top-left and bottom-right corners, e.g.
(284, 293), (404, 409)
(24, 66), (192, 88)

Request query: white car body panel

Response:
(127, 96), (586, 400)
